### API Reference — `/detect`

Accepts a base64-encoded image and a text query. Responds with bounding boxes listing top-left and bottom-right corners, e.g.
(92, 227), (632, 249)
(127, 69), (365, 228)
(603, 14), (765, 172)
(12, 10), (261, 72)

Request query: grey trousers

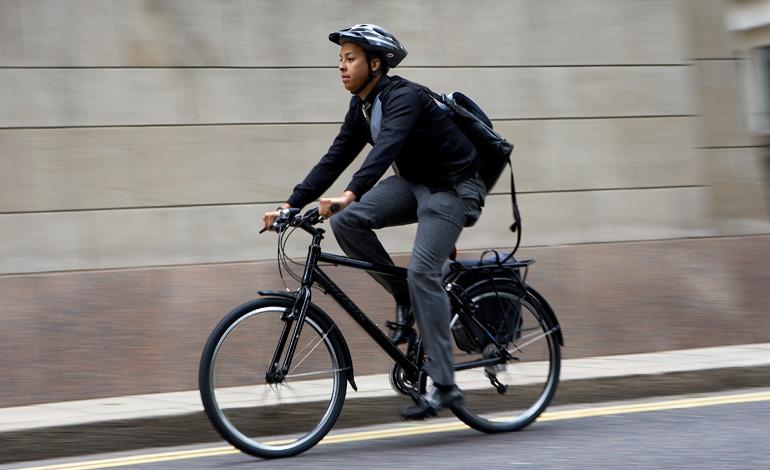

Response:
(330, 175), (485, 386)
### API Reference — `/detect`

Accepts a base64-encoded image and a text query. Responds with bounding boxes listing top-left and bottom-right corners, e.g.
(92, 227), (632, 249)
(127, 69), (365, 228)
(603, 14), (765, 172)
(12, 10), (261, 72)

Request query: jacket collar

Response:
(359, 75), (392, 105)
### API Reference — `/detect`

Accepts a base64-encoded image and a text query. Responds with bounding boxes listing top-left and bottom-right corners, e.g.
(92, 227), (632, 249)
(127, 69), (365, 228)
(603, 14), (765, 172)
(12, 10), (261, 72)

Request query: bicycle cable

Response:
(276, 226), (291, 291)
(279, 226), (302, 288)
(275, 212), (341, 294)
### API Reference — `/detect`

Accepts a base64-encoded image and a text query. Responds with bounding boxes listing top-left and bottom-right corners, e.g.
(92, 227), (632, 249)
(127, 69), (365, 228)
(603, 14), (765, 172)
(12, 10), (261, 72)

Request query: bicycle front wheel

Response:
(199, 298), (347, 459)
(451, 284), (561, 433)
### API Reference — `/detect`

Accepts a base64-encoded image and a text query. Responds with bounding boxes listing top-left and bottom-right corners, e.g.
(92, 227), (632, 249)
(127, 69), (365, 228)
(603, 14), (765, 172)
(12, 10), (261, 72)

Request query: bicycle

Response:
(199, 207), (563, 459)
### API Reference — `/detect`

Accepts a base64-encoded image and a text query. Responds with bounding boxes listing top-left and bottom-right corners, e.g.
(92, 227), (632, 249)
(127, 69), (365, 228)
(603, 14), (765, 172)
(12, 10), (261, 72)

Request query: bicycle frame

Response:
(265, 223), (504, 385)
(265, 224), (420, 383)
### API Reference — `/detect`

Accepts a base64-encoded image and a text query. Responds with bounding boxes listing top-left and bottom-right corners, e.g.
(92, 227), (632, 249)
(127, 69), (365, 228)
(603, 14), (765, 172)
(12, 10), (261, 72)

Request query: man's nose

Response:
(338, 62), (345, 71)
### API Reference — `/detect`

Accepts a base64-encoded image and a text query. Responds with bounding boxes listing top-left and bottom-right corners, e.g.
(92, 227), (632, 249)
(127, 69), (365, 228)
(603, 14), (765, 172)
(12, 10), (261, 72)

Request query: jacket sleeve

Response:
(286, 101), (368, 208)
(344, 86), (420, 199)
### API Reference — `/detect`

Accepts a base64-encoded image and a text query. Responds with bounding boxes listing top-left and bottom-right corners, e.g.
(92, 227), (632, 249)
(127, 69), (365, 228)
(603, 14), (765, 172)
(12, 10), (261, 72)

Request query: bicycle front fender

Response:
(258, 290), (358, 391)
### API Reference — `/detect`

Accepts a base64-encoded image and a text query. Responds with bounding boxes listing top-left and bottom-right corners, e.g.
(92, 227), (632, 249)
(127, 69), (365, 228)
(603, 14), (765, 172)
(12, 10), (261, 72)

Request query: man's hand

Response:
(319, 191), (357, 218)
(262, 203), (291, 233)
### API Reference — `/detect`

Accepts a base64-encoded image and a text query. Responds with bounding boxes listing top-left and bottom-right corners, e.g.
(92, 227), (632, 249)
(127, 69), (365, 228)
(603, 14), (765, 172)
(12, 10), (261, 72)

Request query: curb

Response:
(4, 364), (770, 465)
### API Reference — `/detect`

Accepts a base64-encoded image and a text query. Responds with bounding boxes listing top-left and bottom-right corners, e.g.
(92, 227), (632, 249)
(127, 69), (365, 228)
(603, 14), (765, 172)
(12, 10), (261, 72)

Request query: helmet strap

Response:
(352, 74), (374, 95)
(352, 56), (382, 96)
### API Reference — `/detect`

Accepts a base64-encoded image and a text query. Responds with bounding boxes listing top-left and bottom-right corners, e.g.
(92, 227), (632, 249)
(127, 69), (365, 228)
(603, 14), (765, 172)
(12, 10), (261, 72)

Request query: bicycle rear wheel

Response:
(199, 298), (347, 458)
(450, 284), (560, 433)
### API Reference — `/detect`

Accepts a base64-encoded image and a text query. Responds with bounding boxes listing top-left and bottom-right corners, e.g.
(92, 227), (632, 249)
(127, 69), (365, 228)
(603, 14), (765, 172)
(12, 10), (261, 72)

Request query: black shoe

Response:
(400, 385), (463, 421)
(386, 304), (414, 345)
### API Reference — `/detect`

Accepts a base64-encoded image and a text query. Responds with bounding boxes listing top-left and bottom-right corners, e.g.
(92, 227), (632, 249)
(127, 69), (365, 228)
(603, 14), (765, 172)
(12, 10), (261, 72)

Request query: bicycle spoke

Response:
(508, 326), (558, 354)
(292, 327), (327, 360)
(285, 368), (348, 379)
(288, 328), (334, 376)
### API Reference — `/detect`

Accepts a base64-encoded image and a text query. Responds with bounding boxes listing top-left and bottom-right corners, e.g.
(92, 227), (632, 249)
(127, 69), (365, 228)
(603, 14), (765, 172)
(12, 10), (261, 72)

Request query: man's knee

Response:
(407, 264), (442, 288)
(330, 207), (366, 236)
(329, 211), (346, 236)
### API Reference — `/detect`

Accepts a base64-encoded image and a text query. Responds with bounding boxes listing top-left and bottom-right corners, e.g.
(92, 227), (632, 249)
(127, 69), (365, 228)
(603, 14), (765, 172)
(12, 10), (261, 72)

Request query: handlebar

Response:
(260, 206), (331, 234)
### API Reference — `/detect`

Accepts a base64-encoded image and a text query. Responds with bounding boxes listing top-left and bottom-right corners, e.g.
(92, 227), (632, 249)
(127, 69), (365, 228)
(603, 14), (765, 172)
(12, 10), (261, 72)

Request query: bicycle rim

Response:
(451, 290), (560, 433)
(200, 303), (346, 458)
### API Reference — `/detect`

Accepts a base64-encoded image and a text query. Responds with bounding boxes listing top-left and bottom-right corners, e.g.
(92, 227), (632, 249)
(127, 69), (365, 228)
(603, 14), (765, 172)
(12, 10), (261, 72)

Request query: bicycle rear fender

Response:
(457, 274), (564, 347)
(257, 290), (358, 391)
(525, 286), (564, 346)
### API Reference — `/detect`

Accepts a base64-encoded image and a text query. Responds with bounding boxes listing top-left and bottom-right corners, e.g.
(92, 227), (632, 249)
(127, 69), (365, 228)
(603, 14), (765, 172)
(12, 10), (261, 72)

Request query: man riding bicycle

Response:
(262, 24), (486, 420)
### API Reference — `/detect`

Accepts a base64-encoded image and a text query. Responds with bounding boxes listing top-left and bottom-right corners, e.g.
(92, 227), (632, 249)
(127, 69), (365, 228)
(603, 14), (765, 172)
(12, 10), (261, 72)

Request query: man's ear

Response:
(370, 56), (382, 75)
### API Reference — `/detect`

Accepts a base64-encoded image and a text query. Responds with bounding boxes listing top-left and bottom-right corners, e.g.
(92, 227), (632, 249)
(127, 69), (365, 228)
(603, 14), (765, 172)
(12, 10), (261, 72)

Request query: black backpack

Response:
(369, 79), (523, 256)
(422, 87), (522, 256)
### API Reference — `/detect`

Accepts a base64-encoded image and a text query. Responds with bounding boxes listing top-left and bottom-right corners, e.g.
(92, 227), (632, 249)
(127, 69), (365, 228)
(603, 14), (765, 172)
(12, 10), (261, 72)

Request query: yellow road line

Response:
(16, 390), (770, 470)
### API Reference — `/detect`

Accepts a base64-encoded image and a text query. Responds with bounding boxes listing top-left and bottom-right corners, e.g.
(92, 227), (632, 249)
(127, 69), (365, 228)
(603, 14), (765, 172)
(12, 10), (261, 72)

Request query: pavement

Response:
(3, 342), (770, 464)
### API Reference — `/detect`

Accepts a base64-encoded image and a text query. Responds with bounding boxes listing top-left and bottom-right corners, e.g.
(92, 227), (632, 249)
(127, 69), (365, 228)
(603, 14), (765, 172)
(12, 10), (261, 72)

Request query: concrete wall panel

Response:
(0, 124), (353, 212)
(0, 0), (689, 67)
(0, 0), (24, 65)
(498, 116), (703, 194)
(462, 186), (714, 250)
(1, 117), (701, 213)
(530, 0), (687, 65)
(689, 0), (734, 59)
(0, 187), (716, 275)
(708, 147), (770, 234)
(695, 60), (755, 148)
(0, 66), (695, 128)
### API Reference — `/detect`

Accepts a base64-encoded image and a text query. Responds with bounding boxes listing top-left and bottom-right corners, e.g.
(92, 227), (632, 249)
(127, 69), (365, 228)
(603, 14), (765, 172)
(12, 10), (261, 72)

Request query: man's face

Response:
(338, 42), (373, 92)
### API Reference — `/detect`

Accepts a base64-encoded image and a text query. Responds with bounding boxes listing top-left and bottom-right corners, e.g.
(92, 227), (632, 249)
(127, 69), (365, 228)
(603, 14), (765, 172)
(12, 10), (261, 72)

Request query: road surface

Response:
(9, 389), (769, 470)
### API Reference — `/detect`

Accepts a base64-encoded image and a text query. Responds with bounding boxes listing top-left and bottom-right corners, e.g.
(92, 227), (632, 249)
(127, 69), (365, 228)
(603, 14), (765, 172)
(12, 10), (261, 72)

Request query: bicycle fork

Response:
(266, 232), (323, 384)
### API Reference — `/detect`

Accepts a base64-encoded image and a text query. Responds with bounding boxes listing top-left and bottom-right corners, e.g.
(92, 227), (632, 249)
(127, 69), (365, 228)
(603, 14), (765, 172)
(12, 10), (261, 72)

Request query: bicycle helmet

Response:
(329, 24), (408, 68)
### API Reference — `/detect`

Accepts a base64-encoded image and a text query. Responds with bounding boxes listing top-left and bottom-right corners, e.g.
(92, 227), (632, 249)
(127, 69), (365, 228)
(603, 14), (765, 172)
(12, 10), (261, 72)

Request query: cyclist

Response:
(262, 24), (486, 420)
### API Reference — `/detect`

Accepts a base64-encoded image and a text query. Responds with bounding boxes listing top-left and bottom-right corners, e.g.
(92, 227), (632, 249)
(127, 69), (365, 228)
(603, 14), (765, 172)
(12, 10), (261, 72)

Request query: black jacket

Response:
(286, 75), (479, 208)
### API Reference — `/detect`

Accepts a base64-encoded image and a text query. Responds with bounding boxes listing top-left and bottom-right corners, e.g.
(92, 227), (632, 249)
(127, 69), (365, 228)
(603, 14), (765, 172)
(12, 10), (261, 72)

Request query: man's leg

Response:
(330, 176), (417, 304)
(407, 186), (467, 387)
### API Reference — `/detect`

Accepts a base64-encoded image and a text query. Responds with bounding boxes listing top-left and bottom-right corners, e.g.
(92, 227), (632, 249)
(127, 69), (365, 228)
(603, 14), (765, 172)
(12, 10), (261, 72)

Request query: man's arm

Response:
(262, 101), (366, 231)
(286, 101), (367, 209)
(344, 86), (420, 200)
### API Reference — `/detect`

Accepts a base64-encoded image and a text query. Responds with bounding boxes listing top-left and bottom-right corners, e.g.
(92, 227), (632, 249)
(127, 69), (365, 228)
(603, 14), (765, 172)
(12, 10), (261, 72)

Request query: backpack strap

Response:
(368, 95), (384, 142)
(367, 93), (403, 176)
(504, 158), (522, 260)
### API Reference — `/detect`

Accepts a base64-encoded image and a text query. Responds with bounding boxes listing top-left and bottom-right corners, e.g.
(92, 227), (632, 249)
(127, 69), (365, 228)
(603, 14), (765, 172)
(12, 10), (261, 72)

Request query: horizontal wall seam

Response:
(0, 64), (693, 70)
(494, 115), (696, 122)
(513, 185), (709, 195)
(1, 232), (767, 279)
(688, 58), (744, 62)
(0, 115), (697, 131)
(0, 185), (710, 216)
(697, 145), (769, 149)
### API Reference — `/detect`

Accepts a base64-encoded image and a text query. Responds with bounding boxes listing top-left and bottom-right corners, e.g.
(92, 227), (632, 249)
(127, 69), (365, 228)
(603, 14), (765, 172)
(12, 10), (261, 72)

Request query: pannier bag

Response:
(449, 261), (525, 353)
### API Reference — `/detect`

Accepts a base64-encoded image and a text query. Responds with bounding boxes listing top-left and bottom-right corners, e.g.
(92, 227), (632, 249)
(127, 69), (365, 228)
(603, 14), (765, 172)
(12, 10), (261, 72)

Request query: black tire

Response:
(199, 298), (347, 458)
(450, 284), (561, 433)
